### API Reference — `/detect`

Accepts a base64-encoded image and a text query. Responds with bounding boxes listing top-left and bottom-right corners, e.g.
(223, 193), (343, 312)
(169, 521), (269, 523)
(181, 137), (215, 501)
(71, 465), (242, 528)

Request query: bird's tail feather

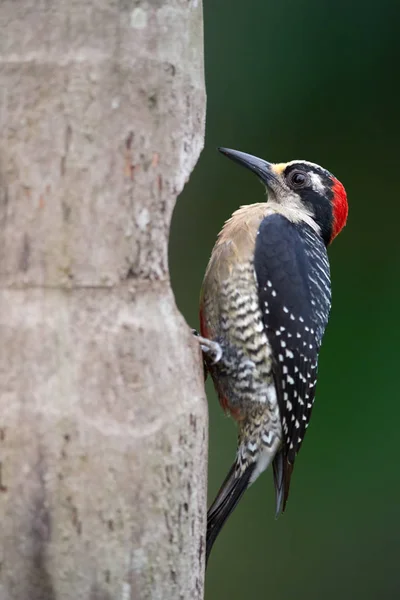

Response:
(272, 450), (285, 517)
(206, 461), (256, 565)
(273, 450), (293, 516)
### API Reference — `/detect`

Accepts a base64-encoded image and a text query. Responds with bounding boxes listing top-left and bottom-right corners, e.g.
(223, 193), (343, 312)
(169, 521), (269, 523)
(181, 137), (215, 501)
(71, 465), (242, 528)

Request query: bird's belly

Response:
(202, 262), (283, 476)
(203, 263), (275, 417)
(207, 339), (274, 415)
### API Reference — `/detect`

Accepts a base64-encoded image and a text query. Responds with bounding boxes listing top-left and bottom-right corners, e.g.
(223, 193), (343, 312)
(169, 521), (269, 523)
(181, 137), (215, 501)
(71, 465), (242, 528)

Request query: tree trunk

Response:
(0, 1), (207, 599)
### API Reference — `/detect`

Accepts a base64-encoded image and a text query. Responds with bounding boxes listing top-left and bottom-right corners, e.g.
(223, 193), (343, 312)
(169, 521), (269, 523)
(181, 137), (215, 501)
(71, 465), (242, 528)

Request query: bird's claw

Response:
(192, 329), (222, 364)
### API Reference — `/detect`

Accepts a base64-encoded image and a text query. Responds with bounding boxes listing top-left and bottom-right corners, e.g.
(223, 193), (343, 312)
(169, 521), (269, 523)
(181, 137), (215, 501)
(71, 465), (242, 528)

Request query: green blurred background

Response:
(170, 1), (400, 598)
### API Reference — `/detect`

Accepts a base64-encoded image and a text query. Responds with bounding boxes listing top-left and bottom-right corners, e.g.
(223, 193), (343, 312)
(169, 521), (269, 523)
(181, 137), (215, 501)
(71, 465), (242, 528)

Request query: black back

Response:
(254, 213), (331, 510)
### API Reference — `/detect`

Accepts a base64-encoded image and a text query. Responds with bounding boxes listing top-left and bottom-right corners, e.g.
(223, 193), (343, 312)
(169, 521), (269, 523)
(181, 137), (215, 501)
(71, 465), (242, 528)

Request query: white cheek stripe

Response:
(309, 172), (325, 193)
(266, 197), (321, 236)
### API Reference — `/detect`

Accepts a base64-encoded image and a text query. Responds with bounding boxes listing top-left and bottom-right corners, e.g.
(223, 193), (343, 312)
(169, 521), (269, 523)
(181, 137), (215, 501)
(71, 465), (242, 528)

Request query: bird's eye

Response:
(288, 170), (308, 189)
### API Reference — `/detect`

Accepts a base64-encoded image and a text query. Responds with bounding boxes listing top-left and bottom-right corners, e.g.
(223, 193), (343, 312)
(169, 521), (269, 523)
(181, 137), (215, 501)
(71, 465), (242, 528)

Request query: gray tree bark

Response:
(0, 1), (207, 599)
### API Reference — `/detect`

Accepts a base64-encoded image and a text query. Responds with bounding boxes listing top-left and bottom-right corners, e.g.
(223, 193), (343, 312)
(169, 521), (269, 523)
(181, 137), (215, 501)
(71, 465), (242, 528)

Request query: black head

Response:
(219, 148), (348, 245)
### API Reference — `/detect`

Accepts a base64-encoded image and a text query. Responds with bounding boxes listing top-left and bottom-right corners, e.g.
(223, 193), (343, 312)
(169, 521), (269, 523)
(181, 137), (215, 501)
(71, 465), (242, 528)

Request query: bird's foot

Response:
(192, 329), (222, 364)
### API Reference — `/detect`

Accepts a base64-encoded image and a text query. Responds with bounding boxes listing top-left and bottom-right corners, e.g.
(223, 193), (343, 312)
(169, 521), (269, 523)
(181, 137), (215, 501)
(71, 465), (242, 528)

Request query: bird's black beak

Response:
(218, 147), (279, 188)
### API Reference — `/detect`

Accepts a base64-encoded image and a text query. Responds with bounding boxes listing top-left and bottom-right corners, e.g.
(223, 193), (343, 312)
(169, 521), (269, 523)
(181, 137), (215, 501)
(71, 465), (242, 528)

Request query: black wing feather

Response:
(254, 214), (331, 512)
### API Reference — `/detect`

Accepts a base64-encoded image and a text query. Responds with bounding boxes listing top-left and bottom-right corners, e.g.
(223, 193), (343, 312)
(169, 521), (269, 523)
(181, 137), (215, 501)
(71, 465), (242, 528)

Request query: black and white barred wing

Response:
(254, 214), (331, 513)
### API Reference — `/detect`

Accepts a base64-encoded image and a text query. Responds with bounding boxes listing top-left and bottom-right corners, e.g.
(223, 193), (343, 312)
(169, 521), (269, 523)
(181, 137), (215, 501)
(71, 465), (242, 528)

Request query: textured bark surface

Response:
(0, 1), (207, 599)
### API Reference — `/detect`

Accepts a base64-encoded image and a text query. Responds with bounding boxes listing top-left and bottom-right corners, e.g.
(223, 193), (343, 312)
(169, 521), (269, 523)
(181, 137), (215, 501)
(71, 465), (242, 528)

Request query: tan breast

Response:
(200, 203), (269, 339)
(204, 202), (269, 281)
(200, 201), (276, 420)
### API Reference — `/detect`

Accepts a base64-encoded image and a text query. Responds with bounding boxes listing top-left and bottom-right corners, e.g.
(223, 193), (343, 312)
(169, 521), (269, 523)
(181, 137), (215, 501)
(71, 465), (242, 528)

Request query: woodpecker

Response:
(197, 148), (348, 564)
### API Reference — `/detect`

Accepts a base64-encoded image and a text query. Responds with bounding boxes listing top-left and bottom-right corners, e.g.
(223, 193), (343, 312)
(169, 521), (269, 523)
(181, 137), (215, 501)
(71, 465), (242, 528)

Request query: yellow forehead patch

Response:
(271, 163), (288, 175)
